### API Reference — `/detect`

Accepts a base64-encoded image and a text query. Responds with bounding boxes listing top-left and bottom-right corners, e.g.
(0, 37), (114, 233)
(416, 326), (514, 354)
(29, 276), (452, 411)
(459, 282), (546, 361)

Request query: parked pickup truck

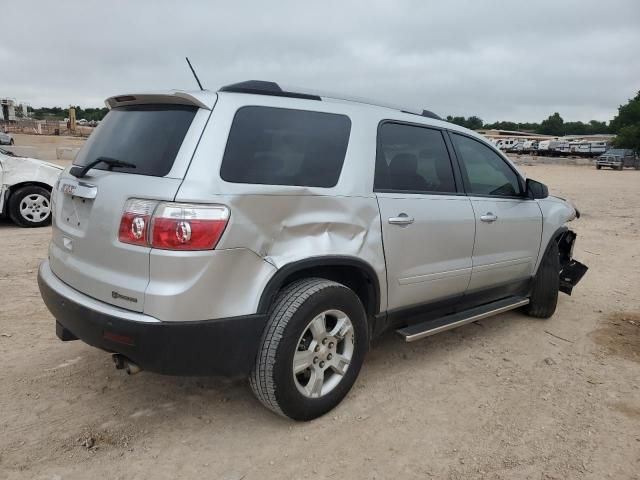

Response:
(596, 149), (639, 170)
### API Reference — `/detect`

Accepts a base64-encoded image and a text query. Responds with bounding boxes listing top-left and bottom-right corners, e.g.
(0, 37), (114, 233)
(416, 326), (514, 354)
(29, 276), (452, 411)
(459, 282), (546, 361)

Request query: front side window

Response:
(451, 133), (522, 197)
(220, 106), (351, 188)
(375, 122), (456, 193)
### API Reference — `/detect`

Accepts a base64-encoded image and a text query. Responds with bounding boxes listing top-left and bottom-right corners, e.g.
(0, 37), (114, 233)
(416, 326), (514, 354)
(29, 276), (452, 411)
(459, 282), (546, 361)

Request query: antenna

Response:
(185, 57), (204, 91)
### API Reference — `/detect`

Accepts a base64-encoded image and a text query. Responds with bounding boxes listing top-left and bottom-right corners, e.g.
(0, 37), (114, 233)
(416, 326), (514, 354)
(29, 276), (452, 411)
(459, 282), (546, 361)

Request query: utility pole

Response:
(69, 107), (76, 134)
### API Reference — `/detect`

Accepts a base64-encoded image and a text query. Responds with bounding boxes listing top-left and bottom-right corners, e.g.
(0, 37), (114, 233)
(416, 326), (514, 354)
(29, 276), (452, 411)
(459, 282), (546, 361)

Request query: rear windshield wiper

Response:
(70, 156), (136, 178)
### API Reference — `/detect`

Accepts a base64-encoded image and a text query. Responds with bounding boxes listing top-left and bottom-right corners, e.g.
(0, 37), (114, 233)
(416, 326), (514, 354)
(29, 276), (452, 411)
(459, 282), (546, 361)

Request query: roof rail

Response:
(219, 80), (442, 120)
(219, 80), (321, 101)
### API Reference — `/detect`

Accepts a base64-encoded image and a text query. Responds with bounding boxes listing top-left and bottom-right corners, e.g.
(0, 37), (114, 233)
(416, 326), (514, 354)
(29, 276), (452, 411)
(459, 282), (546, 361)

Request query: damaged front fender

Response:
(557, 230), (588, 295)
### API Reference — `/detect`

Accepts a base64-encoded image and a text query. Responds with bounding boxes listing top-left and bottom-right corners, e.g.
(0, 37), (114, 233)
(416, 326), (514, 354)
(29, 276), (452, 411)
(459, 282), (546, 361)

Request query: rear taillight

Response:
(118, 199), (229, 251)
(118, 199), (157, 246)
(151, 203), (229, 250)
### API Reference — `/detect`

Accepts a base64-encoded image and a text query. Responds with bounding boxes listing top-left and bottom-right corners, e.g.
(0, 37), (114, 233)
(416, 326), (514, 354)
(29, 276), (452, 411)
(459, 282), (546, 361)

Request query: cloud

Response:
(4, 0), (639, 122)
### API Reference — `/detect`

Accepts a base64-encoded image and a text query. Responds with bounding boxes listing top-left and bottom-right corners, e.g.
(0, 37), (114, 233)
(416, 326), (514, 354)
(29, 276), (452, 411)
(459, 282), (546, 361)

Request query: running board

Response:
(396, 296), (530, 342)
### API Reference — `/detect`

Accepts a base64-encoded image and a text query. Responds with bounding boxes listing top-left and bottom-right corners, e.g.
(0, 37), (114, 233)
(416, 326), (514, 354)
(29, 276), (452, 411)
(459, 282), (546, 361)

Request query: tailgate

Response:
(50, 172), (183, 312)
(48, 100), (211, 312)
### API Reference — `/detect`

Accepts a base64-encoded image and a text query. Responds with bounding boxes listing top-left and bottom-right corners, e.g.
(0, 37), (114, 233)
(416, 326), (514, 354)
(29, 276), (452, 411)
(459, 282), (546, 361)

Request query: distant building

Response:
(1, 98), (17, 121)
(477, 129), (615, 143)
(476, 129), (555, 141)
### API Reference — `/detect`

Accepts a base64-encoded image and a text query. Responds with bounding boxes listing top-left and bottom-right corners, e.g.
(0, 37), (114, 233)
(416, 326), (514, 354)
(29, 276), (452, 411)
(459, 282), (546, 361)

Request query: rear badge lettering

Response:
(111, 291), (138, 303)
(62, 183), (77, 195)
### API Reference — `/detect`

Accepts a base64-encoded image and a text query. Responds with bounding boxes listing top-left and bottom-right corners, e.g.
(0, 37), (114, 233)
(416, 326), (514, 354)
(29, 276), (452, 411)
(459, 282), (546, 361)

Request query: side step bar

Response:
(396, 296), (530, 342)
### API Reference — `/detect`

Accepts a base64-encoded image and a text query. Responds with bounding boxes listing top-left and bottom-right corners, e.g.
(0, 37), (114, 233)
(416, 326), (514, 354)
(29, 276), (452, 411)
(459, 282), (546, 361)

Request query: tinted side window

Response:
(375, 123), (456, 193)
(451, 133), (522, 197)
(220, 106), (351, 188)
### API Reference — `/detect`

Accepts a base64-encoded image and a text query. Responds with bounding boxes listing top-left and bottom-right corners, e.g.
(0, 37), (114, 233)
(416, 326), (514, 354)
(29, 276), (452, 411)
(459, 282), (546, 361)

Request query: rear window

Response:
(220, 106), (351, 187)
(73, 104), (197, 177)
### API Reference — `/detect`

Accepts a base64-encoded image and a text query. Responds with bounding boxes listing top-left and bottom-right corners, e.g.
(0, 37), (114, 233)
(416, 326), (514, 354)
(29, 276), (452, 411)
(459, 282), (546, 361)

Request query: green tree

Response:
(539, 112), (564, 136)
(610, 91), (640, 133)
(465, 115), (484, 130)
(613, 125), (640, 151)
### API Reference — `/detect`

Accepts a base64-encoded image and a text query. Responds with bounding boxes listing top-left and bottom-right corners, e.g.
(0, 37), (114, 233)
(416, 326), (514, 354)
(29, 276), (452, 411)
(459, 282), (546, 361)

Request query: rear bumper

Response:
(38, 260), (267, 377)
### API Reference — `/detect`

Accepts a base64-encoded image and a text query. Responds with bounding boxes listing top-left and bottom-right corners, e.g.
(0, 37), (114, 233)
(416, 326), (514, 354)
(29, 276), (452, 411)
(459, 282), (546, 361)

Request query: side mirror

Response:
(526, 178), (548, 199)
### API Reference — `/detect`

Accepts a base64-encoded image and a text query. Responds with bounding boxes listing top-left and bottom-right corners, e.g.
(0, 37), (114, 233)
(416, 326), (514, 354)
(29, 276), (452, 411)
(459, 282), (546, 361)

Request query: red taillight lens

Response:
(118, 199), (157, 246)
(150, 203), (229, 251)
(118, 200), (229, 251)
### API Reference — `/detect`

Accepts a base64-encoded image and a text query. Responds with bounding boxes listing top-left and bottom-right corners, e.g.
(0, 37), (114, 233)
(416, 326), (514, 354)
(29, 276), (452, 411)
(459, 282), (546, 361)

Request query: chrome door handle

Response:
(388, 214), (414, 225)
(480, 212), (498, 223)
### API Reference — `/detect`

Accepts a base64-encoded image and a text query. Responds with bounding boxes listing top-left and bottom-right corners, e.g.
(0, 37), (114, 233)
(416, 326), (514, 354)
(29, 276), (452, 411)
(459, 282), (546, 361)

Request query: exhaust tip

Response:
(112, 354), (142, 375)
(125, 362), (141, 375)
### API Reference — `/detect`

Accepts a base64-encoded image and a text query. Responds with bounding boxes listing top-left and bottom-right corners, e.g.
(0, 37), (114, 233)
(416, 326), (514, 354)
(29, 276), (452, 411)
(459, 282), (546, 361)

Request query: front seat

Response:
(388, 153), (429, 191)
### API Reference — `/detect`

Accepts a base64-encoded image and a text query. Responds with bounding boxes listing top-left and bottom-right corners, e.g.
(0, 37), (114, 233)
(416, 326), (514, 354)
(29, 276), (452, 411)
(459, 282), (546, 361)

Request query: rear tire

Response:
(8, 185), (52, 228)
(249, 278), (368, 421)
(526, 241), (559, 319)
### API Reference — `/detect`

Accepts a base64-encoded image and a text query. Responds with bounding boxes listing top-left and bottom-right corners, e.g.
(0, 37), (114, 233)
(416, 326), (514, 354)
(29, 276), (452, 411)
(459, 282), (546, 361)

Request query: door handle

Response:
(388, 213), (414, 226)
(480, 212), (498, 223)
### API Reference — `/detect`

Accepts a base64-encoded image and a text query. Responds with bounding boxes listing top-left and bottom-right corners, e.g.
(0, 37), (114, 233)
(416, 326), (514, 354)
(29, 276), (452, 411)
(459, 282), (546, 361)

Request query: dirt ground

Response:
(1, 156), (639, 479)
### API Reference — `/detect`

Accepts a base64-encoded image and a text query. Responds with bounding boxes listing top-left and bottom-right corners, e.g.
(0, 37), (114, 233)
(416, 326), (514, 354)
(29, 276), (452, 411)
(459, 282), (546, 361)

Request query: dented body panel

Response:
(535, 195), (579, 273)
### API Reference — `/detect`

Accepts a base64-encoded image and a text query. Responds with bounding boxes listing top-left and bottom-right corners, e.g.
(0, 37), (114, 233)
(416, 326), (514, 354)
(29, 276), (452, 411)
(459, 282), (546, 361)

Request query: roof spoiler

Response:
(105, 91), (213, 110)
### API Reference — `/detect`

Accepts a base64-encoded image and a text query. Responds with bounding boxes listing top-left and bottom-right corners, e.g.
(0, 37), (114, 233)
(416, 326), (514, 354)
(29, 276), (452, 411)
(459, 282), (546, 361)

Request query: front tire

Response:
(8, 185), (52, 227)
(526, 240), (559, 318)
(249, 278), (368, 421)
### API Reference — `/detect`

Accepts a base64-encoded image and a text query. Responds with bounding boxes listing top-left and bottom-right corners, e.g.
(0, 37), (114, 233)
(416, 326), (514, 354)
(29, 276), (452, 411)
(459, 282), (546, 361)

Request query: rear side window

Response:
(73, 104), (197, 177)
(375, 122), (457, 193)
(220, 106), (351, 187)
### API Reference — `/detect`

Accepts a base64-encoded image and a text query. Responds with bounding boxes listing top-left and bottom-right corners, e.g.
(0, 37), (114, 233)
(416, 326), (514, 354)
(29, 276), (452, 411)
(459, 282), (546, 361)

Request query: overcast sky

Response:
(3, 0), (639, 122)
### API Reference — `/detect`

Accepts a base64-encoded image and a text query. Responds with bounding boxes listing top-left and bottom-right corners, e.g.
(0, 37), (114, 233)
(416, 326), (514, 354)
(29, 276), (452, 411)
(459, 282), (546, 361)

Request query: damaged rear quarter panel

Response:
(175, 192), (387, 314)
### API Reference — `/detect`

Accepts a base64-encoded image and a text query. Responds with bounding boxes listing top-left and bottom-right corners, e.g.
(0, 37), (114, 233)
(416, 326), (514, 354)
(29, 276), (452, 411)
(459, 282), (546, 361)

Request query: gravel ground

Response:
(1, 162), (638, 480)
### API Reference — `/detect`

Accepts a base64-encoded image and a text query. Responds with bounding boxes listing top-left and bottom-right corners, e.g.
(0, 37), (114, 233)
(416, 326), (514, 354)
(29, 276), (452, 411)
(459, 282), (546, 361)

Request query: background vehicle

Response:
(0, 147), (62, 227)
(0, 131), (14, 145)
(596, 148), (639, 170)
(537, 140), (562, 156)
(38, 82), (587, 420)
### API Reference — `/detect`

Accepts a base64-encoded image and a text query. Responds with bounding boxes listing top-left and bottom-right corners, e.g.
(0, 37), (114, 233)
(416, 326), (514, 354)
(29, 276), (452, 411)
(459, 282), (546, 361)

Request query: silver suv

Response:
(38, 81), (587, 420)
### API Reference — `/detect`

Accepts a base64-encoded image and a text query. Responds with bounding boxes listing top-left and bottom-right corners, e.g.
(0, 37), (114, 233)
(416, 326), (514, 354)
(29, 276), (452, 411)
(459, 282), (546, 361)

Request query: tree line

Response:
(27, 106), (109, 122)
(446, 90), (640, 150)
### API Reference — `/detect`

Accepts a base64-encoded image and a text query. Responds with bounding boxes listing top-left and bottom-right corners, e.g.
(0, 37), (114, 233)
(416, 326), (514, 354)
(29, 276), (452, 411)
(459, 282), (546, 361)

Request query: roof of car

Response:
(219, 80), (443, 120)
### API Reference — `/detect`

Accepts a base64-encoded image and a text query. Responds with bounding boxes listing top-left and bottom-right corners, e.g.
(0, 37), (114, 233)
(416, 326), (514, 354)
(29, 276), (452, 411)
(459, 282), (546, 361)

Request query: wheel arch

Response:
(535, 226), (568, 275)
(8, 181), (53, 196)
(257, 256), (381, 318)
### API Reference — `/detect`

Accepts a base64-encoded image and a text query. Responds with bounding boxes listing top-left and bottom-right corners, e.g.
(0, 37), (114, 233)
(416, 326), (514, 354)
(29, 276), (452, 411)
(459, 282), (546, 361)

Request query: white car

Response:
(0, 131), (14, 145)
(0, 147), (63, 227)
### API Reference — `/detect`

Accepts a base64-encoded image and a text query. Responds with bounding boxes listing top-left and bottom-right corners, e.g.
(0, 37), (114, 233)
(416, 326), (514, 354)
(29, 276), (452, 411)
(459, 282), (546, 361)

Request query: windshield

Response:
(73, 104), (197, 177)
(604, 149), (624, 155)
